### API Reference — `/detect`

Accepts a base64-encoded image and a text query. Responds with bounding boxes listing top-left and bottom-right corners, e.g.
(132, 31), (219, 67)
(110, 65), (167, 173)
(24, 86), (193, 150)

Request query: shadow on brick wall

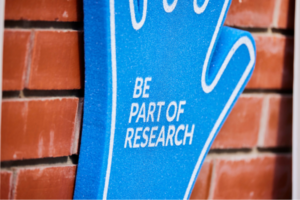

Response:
(281, 32), (294, 90)
(272, 0), (294, 197)
(272, 155), (292, 199)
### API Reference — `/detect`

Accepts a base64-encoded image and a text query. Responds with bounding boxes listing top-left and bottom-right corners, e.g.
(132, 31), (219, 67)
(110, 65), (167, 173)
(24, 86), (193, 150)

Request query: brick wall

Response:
(1, 0), (293, 199)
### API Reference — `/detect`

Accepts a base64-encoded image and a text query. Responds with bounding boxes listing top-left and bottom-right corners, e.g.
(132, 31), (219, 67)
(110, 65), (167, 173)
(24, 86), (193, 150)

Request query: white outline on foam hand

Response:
(201, 0), (229, 93)
(105, 0), (255, 199)
(163, 0), (178, 13)
(183, 36), (255, 200)
(194, 0), (209, 14)
(129, 0), (148, 30)
(103, 0), (117, 199)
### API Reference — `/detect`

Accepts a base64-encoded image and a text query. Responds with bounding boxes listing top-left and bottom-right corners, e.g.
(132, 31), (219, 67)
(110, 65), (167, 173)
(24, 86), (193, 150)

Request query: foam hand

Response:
(75, 0), (256, 199)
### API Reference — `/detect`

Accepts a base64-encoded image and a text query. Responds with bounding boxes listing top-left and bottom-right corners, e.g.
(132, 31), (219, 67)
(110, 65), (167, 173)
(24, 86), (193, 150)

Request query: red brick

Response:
(0, 171), (13, 199)
(1, 98), (79, 161)
(3, 30), (31, 91)
(212, 95), (262, 149)
(225, 0), (275, 28)
(14, 165), (76, 199)
(212, 155), (291, 199)
(27, 31), (83, 90)
(276, 0), (295, 30)
(190, 160), (212, 199)
(5, 0), (83, 22)
(261, 95), (292, 147)
(246, 35), (294, 89)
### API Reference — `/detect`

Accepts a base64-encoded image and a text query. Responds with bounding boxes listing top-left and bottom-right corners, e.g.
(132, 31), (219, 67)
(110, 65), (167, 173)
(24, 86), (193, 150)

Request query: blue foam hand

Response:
(75, 0), (256, 199)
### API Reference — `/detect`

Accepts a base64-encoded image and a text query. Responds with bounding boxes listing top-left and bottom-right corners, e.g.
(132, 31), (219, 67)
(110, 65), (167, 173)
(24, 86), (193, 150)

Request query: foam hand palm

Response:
(75, 0), (256, 199)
